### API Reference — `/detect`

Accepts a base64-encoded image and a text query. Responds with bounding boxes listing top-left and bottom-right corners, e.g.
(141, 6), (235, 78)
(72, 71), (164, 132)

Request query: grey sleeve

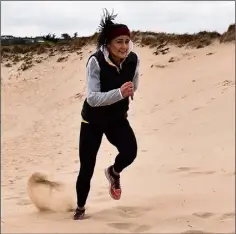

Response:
(86, 56), (124, 107)
(133, 56), (140, 92)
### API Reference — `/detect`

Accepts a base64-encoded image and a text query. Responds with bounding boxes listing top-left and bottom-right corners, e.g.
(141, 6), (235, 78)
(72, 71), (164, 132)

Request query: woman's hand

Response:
(120, 81), (134, 99)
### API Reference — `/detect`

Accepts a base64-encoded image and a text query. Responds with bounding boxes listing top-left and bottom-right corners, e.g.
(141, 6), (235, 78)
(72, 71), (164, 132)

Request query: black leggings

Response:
(76, 118), (137, 208)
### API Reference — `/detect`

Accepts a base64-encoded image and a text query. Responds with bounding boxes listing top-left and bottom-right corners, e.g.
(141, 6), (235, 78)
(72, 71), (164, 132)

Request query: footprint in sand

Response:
(220, 212), (235, 221)
(107, 222), (151, 233)
(107, 222), (135, 231)
(116, 205), (151, 218)
(93, 205), (152, 221)
(192, 212), (215, 219)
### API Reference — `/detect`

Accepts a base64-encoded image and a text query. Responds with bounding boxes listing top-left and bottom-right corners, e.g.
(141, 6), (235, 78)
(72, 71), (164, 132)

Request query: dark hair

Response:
(96, 9), (130, 50)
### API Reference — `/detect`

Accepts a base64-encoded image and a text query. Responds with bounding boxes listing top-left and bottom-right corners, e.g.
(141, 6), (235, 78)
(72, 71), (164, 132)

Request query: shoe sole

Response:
(74, 213), (85, 220)
(104, 168), (121, 200)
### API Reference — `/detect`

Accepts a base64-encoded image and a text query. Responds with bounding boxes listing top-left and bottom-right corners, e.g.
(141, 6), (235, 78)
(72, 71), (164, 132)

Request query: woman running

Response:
(74, 9), (140, 220)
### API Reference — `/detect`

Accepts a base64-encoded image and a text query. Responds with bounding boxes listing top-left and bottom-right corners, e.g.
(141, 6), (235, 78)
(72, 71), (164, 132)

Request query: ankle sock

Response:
(111, 166), (120, 177)
(77, 207), (85, 211)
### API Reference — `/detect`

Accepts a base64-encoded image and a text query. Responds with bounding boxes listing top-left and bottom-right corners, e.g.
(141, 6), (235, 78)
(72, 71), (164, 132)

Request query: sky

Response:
(1, 1), (235, 38)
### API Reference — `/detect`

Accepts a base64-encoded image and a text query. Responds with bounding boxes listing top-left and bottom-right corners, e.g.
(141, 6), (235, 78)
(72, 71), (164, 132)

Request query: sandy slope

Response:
(1, 42), (235, 233)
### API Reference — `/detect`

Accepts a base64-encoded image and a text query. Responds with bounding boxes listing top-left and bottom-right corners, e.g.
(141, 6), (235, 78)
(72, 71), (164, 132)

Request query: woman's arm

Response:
(86, 56), (124, 107)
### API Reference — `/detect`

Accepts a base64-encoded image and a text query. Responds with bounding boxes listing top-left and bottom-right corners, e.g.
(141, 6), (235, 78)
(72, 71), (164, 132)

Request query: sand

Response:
(1, 41), (235, 233)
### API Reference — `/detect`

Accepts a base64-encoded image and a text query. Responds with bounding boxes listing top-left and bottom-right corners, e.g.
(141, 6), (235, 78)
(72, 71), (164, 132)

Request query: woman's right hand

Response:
(120, 81), (133, 98)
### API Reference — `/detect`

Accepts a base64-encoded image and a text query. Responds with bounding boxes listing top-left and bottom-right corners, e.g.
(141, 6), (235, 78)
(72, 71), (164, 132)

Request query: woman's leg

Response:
(104, 119), (137, 199)
(74, 122), (103, 219)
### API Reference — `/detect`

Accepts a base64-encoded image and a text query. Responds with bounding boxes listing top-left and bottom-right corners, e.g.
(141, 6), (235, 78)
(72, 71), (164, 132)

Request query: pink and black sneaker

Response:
(104, 166), (121, 200)
(73, 207), (85, 220)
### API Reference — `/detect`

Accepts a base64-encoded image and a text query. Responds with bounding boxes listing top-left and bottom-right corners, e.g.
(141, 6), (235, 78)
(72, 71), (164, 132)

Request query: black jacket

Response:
(81, 49), (138, 124)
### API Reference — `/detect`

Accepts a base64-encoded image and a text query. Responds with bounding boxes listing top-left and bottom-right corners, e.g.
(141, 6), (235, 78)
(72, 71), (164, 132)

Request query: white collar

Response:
(99, 40), (134, 67)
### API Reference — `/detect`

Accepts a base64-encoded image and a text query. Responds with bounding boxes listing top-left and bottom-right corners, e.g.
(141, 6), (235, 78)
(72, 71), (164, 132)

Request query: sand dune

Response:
(1, 39), (235, 233)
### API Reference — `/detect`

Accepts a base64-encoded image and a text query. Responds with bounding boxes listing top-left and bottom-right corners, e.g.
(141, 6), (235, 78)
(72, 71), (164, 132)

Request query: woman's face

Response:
(107, 35), (130, 60)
